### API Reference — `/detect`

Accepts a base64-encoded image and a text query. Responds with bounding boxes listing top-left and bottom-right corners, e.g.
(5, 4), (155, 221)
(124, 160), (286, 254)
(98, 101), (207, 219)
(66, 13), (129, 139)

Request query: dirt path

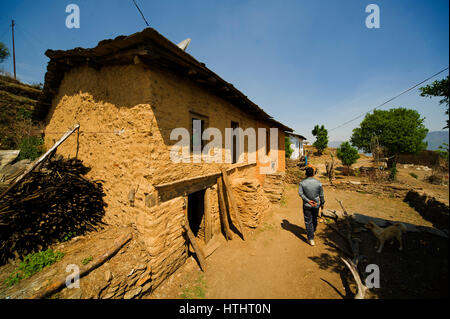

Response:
(148, 185), (347, 299)
(147, 181), (445, 299)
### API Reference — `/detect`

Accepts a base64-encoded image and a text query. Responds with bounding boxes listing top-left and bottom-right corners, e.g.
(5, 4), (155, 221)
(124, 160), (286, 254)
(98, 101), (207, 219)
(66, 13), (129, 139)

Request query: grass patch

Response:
(180, 274), (207, 299)
(4, 249), (64, 287)
(81, 256), (93, 265)
(280, 193), (287, 206)
(62, 231), (77, 242)
(409, 172), (418, 179)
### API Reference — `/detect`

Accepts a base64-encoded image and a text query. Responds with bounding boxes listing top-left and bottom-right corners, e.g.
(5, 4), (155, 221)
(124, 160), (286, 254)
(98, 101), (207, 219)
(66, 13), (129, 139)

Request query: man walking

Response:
(298, 166), (325, 246)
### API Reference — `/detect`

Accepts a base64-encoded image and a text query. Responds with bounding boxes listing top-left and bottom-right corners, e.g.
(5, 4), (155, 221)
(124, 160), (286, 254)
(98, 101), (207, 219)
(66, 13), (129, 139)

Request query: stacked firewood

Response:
(0, 156), (106, 265)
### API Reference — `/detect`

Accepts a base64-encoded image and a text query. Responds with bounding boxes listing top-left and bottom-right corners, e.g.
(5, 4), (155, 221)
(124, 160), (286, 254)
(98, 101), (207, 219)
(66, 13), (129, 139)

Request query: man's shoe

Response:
(309, 239), (315, 246)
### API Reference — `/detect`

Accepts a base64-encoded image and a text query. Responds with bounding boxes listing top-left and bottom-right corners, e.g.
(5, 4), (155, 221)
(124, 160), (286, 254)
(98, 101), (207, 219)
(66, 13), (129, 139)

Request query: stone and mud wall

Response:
(44, 63), (284, 292)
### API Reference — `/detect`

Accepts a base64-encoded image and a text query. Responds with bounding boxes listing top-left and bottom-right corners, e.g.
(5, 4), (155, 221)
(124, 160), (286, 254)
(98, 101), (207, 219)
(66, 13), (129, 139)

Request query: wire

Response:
(132, 0), (150, 27)
(329, 67), (450, 132)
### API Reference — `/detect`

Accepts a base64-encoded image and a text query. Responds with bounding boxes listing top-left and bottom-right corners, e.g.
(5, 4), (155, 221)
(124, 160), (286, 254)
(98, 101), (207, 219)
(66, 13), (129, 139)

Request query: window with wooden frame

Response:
(190, 112), (208, 153)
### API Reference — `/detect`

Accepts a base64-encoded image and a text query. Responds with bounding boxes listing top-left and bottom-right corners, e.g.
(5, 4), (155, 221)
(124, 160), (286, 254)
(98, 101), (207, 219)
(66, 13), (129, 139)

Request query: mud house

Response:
(34, 28), (292, 289)
(287, 133), (306, 160)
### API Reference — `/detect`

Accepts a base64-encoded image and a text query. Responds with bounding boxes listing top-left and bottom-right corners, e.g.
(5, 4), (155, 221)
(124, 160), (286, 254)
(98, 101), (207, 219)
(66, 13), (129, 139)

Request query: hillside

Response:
(0, 73), (42, 151)
(425, 131), (449, 150)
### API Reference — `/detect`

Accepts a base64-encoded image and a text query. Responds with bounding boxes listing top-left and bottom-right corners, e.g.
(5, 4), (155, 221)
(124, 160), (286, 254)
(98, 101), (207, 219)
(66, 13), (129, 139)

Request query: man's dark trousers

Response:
(303, 205), (319, 240)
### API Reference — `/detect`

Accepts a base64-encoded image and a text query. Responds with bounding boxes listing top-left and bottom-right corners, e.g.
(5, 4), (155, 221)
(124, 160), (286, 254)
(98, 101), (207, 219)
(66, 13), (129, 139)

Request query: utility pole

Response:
(11, 19), (16, 80)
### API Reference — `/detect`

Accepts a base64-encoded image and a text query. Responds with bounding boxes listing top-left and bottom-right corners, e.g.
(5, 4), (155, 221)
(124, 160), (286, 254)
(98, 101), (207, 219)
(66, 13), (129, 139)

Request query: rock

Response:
(136, 273), (151, 287)
(141, 282), (152, 295)
(124, 287), (142, 299)
(105, 270), (112, 282)
(102, 292), (116, 299)
(107, 284), (120, 293)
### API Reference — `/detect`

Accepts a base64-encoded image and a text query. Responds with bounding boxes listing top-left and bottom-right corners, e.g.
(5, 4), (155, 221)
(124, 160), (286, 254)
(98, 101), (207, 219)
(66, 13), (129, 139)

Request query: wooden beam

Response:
(156, 174), (218, 202)
(204, 187), (213, 244)
(0, 124), (80, 200)
(183, 223), (206, 272)
(217, 176), (233, 240)
(220, 168), (245, 240)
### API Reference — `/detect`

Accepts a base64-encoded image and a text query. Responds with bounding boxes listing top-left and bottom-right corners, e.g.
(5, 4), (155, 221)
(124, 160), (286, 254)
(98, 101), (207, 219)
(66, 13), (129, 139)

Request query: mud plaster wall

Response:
(44, 63), (283, 290)
(44, 64), (285, 225)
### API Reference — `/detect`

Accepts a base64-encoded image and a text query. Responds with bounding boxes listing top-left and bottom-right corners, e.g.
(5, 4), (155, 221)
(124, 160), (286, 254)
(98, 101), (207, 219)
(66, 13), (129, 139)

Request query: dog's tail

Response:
(394, 223), (407, 233)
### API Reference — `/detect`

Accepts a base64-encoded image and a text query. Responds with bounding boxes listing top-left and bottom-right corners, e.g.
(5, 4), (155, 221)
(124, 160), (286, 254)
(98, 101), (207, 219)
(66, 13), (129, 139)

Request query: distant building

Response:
(287, 133), (306, 160)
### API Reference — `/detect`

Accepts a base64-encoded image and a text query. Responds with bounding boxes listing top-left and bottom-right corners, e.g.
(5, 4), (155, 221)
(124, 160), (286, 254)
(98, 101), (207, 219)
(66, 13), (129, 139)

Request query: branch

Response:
(340, 257), (367, 299)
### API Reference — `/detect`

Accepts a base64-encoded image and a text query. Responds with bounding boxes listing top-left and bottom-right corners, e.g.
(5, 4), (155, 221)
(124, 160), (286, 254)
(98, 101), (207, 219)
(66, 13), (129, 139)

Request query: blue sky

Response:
(0, 0), (448, 142)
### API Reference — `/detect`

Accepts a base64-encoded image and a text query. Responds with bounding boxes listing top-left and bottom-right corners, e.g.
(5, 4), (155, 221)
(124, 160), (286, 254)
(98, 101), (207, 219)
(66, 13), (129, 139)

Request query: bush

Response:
(285, 136), (293, 158)
(409, 172), (418, 179)
(336, 142), (360, 174)
(389, 163), (397, 181)
(312, 125), (328, 155)
(18, 136), (44, 161)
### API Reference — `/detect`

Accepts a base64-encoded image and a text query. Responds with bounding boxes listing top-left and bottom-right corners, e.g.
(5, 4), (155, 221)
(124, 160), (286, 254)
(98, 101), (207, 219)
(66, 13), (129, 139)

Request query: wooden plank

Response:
(183, 223), (206, 272)
(220, 168), (245, 240)
(217, 177), (233, 240)
(204, 238), (221, 258)
(204, 187), (212, 244)
(156, 174), (219, 202)
(0, 124), (80, 200)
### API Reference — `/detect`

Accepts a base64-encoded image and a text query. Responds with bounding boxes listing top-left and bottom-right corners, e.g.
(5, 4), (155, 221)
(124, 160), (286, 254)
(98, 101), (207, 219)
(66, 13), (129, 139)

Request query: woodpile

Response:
(0, 156), (106, 265)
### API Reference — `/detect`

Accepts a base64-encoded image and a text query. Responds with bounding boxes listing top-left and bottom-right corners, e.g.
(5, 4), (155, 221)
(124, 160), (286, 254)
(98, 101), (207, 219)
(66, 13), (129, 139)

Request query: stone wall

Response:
(232, 178), (271, 228)
(263, 173), (285, 203)
(404, 190), (449, 230)
(397, 150), (441, 167)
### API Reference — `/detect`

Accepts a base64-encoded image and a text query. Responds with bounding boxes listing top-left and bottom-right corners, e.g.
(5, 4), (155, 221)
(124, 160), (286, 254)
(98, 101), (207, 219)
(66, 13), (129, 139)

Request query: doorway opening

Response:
(187, 189), (206, 238)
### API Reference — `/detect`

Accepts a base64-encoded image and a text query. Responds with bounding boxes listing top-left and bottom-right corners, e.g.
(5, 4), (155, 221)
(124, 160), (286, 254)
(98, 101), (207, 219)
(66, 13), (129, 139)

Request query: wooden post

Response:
(183, 223), (206, 272)
(0, 124), (80, 200)
(75, 125), (80, 159)
(217, 177), (233, 240)
(204, 187), (212, 244)
(220, 168), (245, 240)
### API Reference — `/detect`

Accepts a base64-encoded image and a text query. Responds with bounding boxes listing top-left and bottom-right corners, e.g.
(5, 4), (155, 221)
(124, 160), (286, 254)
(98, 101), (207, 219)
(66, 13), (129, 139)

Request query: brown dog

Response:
(365, 221), (407, 253)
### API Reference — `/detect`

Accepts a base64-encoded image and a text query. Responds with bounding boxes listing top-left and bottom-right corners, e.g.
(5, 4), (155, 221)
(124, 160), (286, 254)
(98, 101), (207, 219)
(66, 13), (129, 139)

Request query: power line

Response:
(132, 0), (150, 27)
(329, 66), (450, 132)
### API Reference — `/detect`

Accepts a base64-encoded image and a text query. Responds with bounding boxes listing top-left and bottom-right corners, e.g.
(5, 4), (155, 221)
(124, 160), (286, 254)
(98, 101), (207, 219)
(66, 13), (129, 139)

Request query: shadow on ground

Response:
(309, 215), (449, 299)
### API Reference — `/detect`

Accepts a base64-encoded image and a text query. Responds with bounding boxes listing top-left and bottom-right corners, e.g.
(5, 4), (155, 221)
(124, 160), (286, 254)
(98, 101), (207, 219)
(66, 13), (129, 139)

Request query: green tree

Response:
(350, 108), (428, 168)
(285, 136), (293, 158)
(437, 142), (449, 162)
(0, 42), (9, 63)
(419, 76), (449, 129)
(336, 141), (360, 173)
(312, 125), (328, 156)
